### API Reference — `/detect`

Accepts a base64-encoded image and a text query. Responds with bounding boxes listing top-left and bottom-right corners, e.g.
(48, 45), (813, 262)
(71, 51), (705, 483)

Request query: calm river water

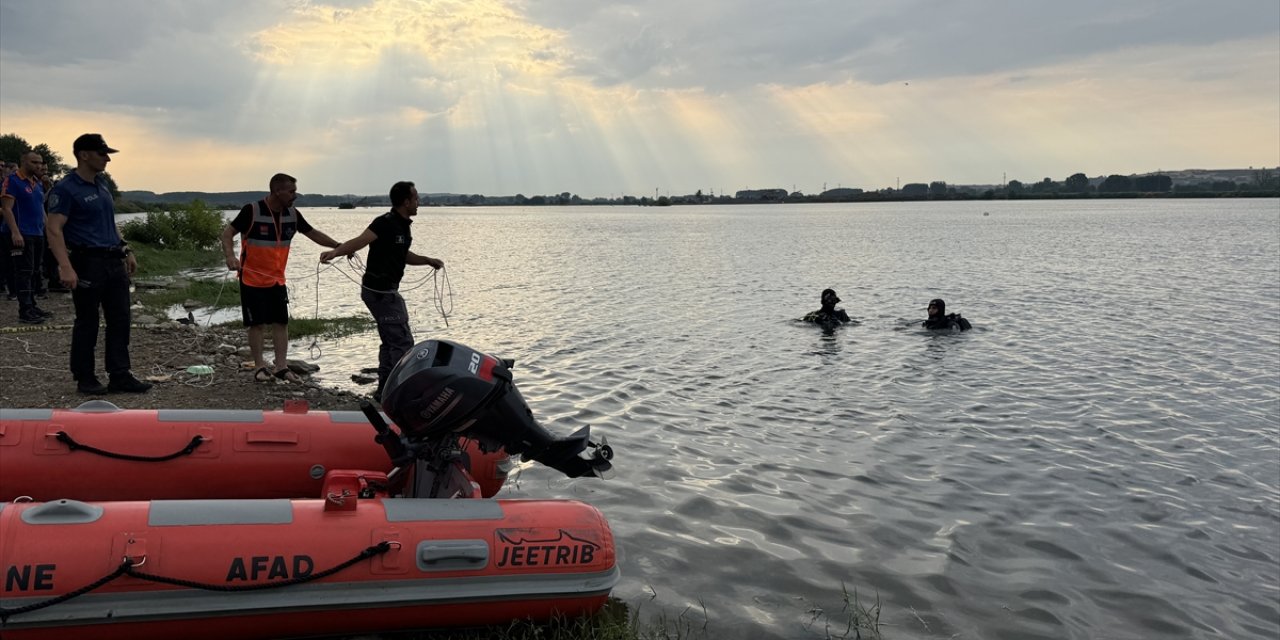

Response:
(271, 199), (1279, 640)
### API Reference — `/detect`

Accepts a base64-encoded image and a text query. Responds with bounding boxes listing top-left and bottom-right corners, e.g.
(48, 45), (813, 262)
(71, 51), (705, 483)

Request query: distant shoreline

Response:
(118, 188), (1280, 212)
(117, 166), (1280, 209)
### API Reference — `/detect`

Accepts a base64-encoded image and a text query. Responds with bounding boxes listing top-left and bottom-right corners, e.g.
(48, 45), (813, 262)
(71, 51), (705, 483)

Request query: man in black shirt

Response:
(321, 181), (444, 400)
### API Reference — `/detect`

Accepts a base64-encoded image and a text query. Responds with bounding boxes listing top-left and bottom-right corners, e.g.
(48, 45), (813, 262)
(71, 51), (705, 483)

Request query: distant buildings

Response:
(734, 188), (789, 201)
(819, 188), (863, 199)
(900, 183), (929, 197)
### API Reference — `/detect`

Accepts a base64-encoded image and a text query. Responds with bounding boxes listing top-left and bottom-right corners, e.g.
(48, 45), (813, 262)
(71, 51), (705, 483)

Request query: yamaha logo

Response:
(415, 348), (430, 360)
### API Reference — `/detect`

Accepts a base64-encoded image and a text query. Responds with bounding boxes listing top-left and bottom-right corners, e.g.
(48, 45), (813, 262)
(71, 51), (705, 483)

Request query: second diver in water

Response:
(803, 288), (852, 327)
(922, 298), (971, 331)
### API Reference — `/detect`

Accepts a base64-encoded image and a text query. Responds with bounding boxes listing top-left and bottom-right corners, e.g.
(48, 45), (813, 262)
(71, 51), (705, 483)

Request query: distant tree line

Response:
(6, 130), (1276, 209)
(0, 132), (71, 179)
(0, 132), (155, 211)
(1000, 170), (1277, 199)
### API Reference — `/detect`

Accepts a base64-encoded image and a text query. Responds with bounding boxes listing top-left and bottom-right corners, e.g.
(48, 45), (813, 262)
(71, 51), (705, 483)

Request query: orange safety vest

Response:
(239, 200), (301, 287)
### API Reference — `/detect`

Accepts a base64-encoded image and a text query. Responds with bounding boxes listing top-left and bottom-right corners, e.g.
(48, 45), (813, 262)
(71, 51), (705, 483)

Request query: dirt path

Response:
(1, 293), (368, 410)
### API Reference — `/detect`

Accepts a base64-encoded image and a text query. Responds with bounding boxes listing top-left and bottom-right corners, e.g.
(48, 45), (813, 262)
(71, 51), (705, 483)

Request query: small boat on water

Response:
(0, 339), (617, 639)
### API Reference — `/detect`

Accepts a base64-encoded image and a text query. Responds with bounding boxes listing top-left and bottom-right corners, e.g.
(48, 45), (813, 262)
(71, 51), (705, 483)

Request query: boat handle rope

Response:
(54, 431), (206, 462)
(0, 542), (392, 623)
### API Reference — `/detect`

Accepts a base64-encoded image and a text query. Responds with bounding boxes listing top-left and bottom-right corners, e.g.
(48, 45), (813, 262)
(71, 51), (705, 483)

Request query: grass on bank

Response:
(135, 273), (239, 308)
(130, 243), (229, 321)
(131, 243), (222, 277)
(286, 315), (373, 340)
(388, 598), (685, 640)
(378, 586), (881, 640)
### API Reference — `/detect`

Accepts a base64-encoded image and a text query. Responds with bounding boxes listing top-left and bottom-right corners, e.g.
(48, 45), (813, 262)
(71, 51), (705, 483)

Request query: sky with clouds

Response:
(1, 0), (1277, 197)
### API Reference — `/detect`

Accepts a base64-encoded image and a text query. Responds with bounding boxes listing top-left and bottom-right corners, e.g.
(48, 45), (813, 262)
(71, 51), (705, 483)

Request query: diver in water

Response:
(803, 288), (852, 326)
(922, 298), (971, 331)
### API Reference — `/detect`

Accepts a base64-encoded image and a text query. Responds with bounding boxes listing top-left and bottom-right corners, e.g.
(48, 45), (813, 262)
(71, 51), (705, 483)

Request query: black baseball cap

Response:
(73, 133), (119, 154)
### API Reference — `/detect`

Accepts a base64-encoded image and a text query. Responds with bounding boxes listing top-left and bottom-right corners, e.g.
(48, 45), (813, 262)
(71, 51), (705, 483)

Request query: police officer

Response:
(46, 134), (152, 394)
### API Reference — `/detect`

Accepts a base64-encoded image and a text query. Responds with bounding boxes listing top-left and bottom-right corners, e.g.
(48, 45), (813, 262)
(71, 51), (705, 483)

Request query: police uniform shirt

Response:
(47, 173), (120, 249)
(362, 212), (413, 291)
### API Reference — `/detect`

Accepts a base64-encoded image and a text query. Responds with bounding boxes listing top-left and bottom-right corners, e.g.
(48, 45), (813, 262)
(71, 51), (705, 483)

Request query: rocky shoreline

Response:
(0, 293), (369, 411)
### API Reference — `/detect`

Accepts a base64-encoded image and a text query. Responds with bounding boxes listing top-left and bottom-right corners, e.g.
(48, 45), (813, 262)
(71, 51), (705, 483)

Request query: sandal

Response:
(274, 368), (301, 383)
(253, 367), (273, 382)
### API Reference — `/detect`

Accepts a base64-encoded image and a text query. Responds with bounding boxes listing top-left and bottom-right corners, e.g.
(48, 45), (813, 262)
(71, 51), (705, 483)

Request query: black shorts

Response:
(240, 283), (289, 327)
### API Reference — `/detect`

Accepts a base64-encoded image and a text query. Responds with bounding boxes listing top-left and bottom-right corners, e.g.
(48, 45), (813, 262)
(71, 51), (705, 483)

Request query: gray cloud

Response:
(3, 0), (1274, 195)
(519, 0), (1280, 88)
(0, 0), (295, 128)
(0, 0), (291, 65)
(0, 1), (462, 144)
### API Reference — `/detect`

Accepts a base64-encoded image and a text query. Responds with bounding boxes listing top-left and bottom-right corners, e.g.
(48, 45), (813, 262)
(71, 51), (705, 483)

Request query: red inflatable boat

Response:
(0, 339), (619, 639)
(0, 491), (618, 639)
(0, 402), (512, 501)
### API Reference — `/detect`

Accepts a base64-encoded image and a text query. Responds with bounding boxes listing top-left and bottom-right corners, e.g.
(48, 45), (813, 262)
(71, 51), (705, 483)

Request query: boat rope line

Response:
(0, 559), (130, 623)
(204, 269), (233, 328)
(309, 260), (326, 358)
(230, 257), (453, 357)
(431, 265), (454, 328)
(54, 431), (206, 463)
(0, 542), (393, 623)
(314, 254), (454, 328)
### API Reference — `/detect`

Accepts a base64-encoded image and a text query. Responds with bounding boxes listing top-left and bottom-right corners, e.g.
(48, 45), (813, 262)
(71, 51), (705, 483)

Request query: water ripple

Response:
(289, 201), (1279, 639)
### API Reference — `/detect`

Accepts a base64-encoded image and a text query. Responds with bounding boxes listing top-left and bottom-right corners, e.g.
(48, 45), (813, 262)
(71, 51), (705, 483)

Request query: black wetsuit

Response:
(803, 307), (851, 325)
(923, 313), (970, 331)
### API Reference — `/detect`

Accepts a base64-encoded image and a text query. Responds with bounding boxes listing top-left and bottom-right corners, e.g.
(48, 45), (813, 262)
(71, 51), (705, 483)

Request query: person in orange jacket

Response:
(220, 173), (340, 382)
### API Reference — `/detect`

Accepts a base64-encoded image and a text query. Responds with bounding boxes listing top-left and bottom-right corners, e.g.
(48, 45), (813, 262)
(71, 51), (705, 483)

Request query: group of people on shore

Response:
(1, 134), (154, 394)
(3, 133), (441, 400)
(9, 131), (967, 399)
(802, 289), (972, 331)
(1, 154), (65, 324)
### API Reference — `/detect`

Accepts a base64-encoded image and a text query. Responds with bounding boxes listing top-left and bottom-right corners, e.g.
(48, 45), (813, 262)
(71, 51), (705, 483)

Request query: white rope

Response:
(2, 329), (220, 386)
(176, 255), (455, 377)
(318, 254), (453, 327)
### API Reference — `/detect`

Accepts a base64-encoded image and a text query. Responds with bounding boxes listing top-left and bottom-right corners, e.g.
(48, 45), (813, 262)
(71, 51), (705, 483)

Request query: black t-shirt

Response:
(229, 200), (314, 235)
(362, 212), (413, 291)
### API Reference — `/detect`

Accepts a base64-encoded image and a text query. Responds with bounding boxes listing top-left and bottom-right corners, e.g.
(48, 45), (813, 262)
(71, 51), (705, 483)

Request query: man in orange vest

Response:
(220, 173), (340, 382)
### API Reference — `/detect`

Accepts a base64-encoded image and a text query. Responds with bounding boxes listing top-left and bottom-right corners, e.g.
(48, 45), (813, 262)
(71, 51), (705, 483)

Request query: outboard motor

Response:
(380, 339), (613, 479)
